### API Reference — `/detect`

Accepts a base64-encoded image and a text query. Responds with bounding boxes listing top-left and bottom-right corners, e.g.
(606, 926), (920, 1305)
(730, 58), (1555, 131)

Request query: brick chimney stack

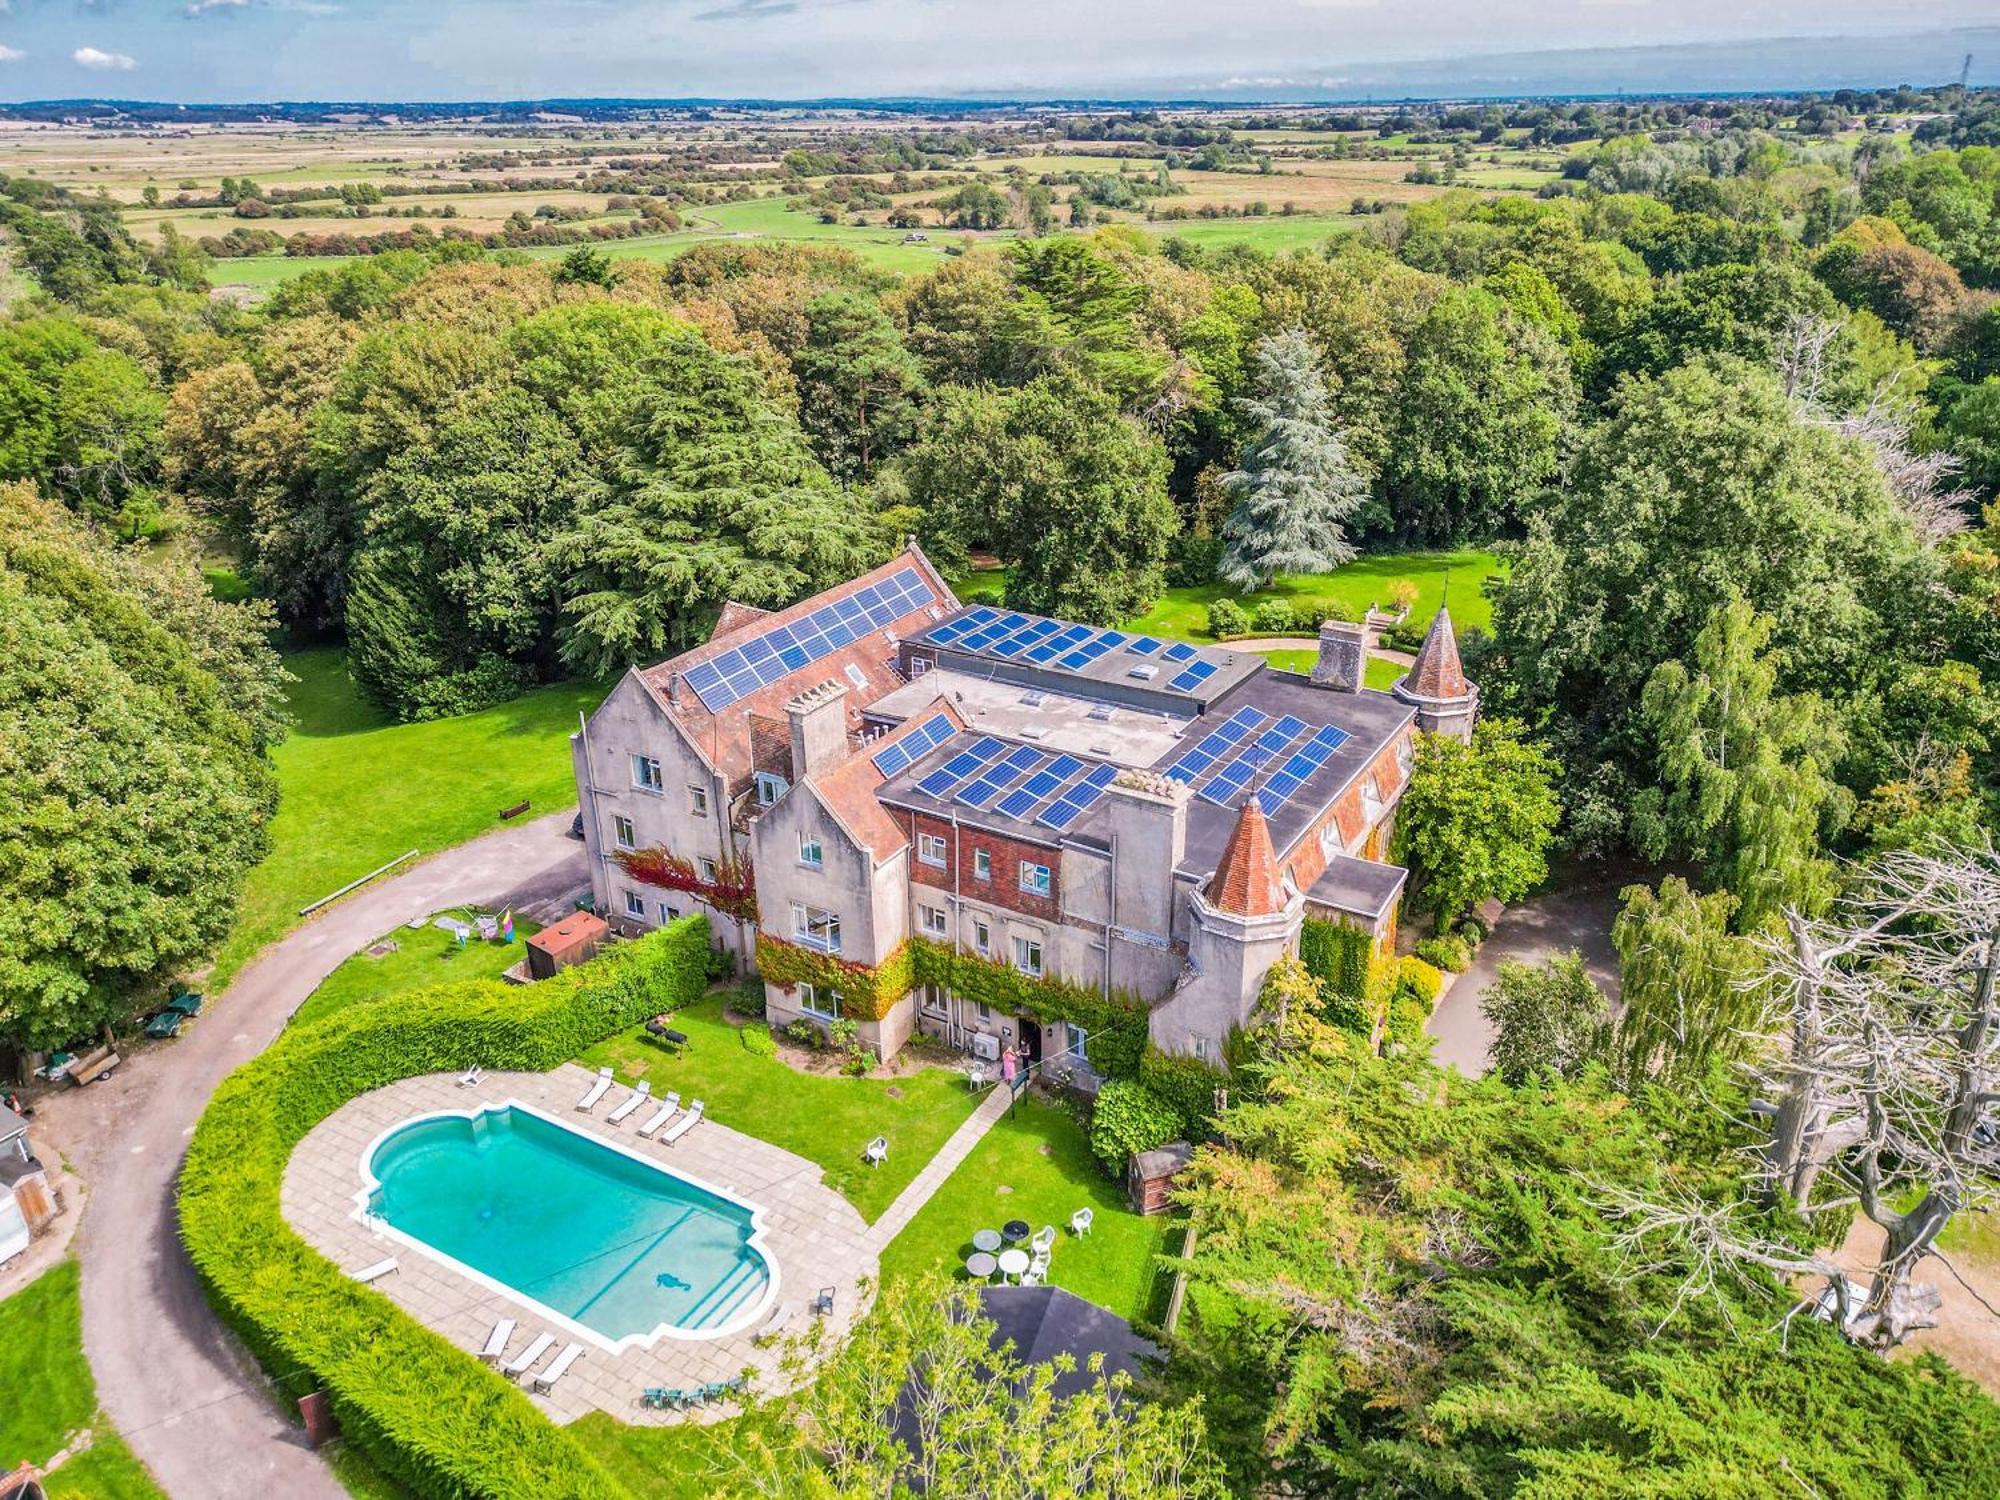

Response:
(786, 680), (850, 780)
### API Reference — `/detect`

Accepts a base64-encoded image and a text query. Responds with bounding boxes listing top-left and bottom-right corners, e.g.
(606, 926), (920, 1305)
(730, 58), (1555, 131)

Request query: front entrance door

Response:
(1019, 1018), (1043, 1066)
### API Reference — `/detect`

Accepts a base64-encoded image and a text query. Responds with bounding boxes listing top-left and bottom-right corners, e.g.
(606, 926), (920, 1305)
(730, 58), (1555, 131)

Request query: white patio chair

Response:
(503, 1331), (555, 1378)
(638, 1091), (682, 1137)
(576, 1067), (613, 1111)
(480, 1317), (516, 1364)
(660, 1099), (705, 1146)
(1070, 1207), (1094, 1237)
(863, 1136), (888, 1167)
(456, 1066), (484, 1088)
(606, 1080), (651, 1125)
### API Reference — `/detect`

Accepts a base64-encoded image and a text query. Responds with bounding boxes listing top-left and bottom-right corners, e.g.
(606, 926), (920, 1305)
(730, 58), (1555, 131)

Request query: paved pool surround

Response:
(282, 1062), (877, 1425)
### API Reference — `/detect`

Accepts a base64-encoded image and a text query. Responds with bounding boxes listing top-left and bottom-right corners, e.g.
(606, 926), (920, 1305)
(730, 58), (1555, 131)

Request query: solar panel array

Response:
(1163, 706), (1350, 819)
(869, 713), (956, 777)
(891, 729), (1120, 833)
(682, 566), (936, 712)
(922, 608), (1230, 697)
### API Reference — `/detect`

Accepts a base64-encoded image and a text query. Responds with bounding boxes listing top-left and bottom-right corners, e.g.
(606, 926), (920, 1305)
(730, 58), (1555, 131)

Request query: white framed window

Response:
(911, 656), (931, 677)
(1062, 1021), (1088, 1059)
(1193, 1035), (1211, 1062)
(755, 772), (787, 807)
(1320, 819), (1341, 855)
(798, 982), (841, 1020)
(844, 663), (869, 691)
(918, 832), (948, 868)
(976, 1000), (992, 1023)
(974, 917), (991, 955)
(660, 902), (679, 922)
(612, 814), (636, 851)
(1013, 936), (1043, 977)
(1396, 735), (1414, 777)
(973, 848), (992, 882)
(631, 755), (663, 792)
(623, 889), (646, 918)
(698, 856), (718, 883)
(920, 904), (947, 937)
(792, 903), (842, 953)
(799, 832), (823, 869)
(688, 784), (709, 818)
(1019, 862), (1051, 897)
(1361, 774), (1385, 821)
(922, 984), (947, 1017)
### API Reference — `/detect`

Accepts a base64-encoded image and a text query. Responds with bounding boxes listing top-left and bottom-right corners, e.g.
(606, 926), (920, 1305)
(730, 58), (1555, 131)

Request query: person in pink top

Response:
(1000, 1046), (1018, 1089)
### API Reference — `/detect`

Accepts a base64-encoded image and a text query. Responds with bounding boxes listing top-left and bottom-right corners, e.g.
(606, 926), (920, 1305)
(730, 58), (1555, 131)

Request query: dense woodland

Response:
(7, 93), (2000, 1494)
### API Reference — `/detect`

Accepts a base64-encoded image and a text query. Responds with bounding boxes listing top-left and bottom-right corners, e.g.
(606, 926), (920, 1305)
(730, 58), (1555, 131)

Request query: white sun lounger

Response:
(576, 1068), (613, 1112)
(755, 1302), (793, 1346)
(638, 1091), (682, 1137)
(347, 1257), (397, 1284)
(531, 1342), (584, 1393)
(503, 1330), (555, 1378)
(606, 1081), (651, 1125)
(456, 1066), (483, 1088)
(481, 1317), (516, 1364)
(660, 1099), (704, 1146)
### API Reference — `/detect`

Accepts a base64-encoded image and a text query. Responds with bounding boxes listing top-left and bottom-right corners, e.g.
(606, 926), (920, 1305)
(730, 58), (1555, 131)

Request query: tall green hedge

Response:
(178, 916), (711, 1500)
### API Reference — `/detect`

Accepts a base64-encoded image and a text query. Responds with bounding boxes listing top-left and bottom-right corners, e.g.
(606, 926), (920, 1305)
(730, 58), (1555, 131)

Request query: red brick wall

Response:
(907, 812), (1061, 920)
(1283, 733), (1411, 891)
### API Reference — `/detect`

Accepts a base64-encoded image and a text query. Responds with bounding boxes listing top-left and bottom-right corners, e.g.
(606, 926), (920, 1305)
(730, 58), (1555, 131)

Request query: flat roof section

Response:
(909, 606), (1260, 714)
(1306, 853), (1410, 924)
(865, 669), (1192, 766)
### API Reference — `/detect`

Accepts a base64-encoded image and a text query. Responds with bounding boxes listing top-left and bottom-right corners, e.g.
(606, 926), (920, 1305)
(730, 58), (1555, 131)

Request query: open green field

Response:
(1125, 549), (1505, 640)
(1147, 213), (1354, 255)
(211, 648), (605, 989)
(877, 1092), (1174, 1325)
(291, 906), (543, 1027)
(0, 1261), (165, 1499)
(580, 994), (983, 1224)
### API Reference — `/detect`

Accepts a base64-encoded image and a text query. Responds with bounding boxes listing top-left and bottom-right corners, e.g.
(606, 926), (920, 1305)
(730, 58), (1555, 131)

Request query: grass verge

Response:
(0, 1260), (165, 1499)
(292, 907), (542, 1028)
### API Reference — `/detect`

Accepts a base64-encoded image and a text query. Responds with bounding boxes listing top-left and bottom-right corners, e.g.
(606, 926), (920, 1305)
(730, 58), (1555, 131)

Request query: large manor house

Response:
(571, 544), (1476, 1074)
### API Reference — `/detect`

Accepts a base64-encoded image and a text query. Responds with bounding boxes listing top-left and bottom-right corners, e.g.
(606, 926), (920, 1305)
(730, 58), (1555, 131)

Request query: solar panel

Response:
(915, 736), (1006, 798)
(870, 712), (956, 776)
(993, 754), (1086, 819)
(1162, 641), (1198, 663)
(991, 619), (1060, 658)
(1251, 724), (1352, 815)
(1168, 660), (1218, 693)
(1198, 758), (1258, 807)
(927, 606), (998, 647)
(957, 748), (1044, 808)
(1038, 763), (1118, 829)
(1127, 636), (1164, 656)
(686, 566), (937, 710)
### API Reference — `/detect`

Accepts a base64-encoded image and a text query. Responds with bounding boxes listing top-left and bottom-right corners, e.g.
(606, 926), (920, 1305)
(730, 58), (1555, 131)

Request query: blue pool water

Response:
(362, 1105), (772, 1343)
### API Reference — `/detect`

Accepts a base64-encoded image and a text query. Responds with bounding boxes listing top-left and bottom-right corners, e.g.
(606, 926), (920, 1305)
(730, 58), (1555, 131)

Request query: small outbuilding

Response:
(1127, 1140), (1193, 1216)
(525, 911), (609, 980)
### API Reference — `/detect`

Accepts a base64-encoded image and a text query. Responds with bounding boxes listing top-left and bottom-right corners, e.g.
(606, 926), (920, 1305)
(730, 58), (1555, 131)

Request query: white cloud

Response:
(73, 46), (137, 70)
(186, 0), (250, 14)
(0, 44), (22, 63)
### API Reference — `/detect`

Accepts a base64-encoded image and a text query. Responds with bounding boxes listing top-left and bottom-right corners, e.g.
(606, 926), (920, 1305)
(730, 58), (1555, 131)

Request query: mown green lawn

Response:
(878, 1093), (1174, 1326)
(1148, 214), (1357, 255)
(0, 1261), (164, 1499)
(579, 995), (981, 1224)
(211, 648), (605, 989)
(1260, 650), (1405, 690)
(291, 906), (543, 1027)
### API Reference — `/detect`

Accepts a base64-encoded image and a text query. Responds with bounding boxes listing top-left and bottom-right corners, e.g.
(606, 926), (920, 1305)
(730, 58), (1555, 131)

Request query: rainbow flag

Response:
(501, 908), (514, 943)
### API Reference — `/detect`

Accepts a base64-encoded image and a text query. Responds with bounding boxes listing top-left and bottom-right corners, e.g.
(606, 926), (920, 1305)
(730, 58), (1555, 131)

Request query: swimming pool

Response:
(355, 1101), (776, 1351)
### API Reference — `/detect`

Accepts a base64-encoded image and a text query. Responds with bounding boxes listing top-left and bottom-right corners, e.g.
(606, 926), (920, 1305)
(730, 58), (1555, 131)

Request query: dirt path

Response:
(1833, 1218), (2000, 1396)
(34, 811), (588, 1500)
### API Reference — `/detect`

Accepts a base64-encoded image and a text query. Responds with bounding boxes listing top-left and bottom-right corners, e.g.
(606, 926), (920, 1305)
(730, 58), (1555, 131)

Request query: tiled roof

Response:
(634, 547), (956, 788)
(711, 601), (775, 640)
(811, 697), (965, 862)
(1402, 607), (1471, 701)
(1206, 797), (1285, 917)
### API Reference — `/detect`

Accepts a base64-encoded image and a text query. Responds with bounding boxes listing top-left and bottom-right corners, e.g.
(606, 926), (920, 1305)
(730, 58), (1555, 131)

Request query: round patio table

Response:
(1002, 1219), (1031, 1244)
(997, 1248), (1030, 1282)
(972, 1229), (1003, 1254)
(966, 1251), (999, 1280)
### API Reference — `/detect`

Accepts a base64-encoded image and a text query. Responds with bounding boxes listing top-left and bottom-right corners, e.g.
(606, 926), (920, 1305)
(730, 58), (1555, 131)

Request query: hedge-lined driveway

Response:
(37, 810), (587, 1500)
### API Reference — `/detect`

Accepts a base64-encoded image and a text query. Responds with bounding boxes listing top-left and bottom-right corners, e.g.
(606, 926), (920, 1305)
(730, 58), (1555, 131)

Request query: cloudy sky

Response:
(0, 1), (1992, 102)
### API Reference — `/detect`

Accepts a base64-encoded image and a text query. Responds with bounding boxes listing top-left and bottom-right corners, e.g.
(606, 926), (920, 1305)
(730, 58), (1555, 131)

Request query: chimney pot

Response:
(1310, 619), (1367, 694)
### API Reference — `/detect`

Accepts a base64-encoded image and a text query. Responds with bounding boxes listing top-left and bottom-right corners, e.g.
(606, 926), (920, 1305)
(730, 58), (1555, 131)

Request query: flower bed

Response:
(178, 917), (710, 1500)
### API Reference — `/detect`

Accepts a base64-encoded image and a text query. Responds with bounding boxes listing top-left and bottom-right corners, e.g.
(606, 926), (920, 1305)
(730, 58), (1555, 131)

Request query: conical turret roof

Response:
(1206, 797), (1285, 917)
(1403, 607), (1471, 701)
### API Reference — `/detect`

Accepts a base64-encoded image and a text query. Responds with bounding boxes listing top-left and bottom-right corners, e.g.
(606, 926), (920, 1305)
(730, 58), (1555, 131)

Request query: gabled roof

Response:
(1400, 607), (1472, 702)
(631, 545), (957, 788)
(1206, 797), (1285, 917)
(711, 601), (775, 640)
(811, 696), (964, 863)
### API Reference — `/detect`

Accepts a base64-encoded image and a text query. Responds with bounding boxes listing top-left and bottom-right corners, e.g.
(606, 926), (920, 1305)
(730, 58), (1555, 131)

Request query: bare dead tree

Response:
(1774, 312), (1976, 544)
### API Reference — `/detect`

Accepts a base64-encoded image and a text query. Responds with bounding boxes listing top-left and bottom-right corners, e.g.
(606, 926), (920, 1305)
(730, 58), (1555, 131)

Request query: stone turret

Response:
(1205, 796), (1284, 917)
(1392, 607), (1478, 741)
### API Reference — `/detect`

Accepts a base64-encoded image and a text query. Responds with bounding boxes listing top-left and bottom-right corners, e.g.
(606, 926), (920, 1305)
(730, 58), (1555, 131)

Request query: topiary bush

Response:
(1457, 914), (1490, 946)
(1251, 598), (1297, 634)
(1088, 1079), (1183, 1175)
(1415, 934), (1473, 973)
(741, 1022), (778, 1058)
(1205, 598), (1251, 638)
(178, 917), (711, 1500)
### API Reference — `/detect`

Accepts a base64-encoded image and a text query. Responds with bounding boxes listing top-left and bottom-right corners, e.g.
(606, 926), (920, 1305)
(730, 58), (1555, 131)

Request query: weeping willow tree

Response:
(1611, 875), (1765, 1089)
